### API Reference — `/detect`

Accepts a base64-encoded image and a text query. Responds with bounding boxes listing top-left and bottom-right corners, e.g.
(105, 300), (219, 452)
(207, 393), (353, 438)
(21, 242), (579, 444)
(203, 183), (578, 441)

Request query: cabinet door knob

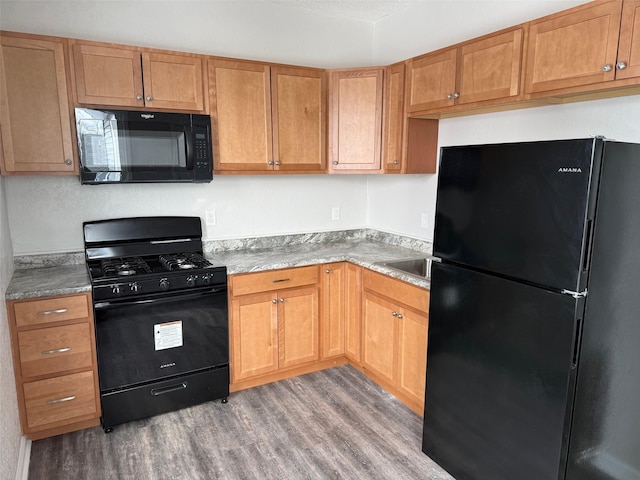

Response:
(268, 161), (274, 165)
(280, 298), (285, 303)
(272, 299), (277, 304)
(325, 269), (331, 274)
(446, 93), (453, 100)
(146, 95), (153, 101)
(393, 160), (399, 165)
(392, 311), (398, 317)
(616, 61), (627, 70)
(65, 159), (72, 166)
(452, 92), (460, 99)
(136, 95), (143, 100)
(397, 314), (404, 319)
(333, 161), (338, 166)
(275, 161), (281, 166)
(602, 64), (613, 72)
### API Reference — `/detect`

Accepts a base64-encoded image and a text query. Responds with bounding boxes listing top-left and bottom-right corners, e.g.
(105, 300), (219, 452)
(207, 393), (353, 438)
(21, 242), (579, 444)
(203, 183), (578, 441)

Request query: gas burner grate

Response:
(101, 257), (152, 278)
(159, 253), (212, 271)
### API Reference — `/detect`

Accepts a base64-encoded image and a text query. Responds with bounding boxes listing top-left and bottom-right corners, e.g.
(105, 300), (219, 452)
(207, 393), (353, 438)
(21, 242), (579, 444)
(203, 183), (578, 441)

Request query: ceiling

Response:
(272, 0), (414, 23)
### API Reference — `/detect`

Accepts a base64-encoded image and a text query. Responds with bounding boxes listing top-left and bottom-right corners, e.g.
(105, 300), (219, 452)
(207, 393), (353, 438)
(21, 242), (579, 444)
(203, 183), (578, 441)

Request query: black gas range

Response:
(84, 216), (229, 432)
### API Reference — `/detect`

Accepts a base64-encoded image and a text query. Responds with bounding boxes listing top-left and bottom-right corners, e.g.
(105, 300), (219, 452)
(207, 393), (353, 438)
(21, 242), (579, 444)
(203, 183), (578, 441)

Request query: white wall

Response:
(0, 177), (19, 480)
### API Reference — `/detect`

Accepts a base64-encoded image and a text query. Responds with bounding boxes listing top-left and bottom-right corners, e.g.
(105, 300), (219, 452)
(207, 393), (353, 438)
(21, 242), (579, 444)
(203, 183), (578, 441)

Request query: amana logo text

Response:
(558, 167), (582, 173)
(141, 113), (155, 119)
(160, 362), (176, 369)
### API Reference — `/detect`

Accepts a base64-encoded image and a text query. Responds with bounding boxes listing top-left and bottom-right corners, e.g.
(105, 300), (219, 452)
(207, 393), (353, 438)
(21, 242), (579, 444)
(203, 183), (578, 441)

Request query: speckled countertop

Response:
(6, 230), (433, 301)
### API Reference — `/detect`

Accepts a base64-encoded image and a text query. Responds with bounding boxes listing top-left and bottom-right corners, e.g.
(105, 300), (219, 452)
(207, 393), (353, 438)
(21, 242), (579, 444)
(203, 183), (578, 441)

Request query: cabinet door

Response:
(72, 44), (144, 107)
(397, 308), (428, 409)
(230, 292), (279, 382)
(321, 263), (345, 359)
(362, 292), (398, 384)
(406, 49), (457, 113)
(279, 286), (319, 369)
(344, 263), (362, 363)
(272, 66), (326, 173)
(457, 29), (523, 105)
(0, 35), (75, 174)
(616, 0), (640, 81)
(329, 68), (383, 172)
(382, 62), (405, 172)
(141, 52), (204, 111)
(209, 60), (273, 172)
(524, 1), (623, 94)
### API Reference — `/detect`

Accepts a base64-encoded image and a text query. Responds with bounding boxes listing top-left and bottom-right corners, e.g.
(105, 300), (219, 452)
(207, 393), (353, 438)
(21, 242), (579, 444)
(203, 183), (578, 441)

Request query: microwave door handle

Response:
(185, 126), (195, 169)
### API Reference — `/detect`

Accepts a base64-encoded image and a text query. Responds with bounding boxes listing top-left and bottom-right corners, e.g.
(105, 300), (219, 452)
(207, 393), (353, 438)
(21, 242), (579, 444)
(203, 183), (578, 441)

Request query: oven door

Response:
(75, 108), (196, 183)
(93, 286), (228, 393)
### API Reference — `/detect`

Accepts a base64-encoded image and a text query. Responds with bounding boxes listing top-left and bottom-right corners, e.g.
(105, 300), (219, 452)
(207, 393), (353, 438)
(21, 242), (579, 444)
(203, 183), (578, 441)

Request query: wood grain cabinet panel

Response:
(209, 60), (326, 174)
(6, 292), (100, 440)
(362, 269), (430, 415)
(329, 68), (384, 173)
(617, 0), (640, 80)
(525, 1), (624, 94)
(407, 28), (523, 115)
(229, 266), (321, 385)
(344, 263), (362, 363)
(382, 62), (405, 172)
(0, 33), (75, 175)
(73, 43), (205, 111)
(321, 263), (346, 359)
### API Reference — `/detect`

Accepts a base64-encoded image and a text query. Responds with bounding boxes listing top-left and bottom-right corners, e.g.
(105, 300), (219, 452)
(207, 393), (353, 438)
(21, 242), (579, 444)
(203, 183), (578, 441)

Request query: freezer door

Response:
(422, 262), (581, 480)
(435, 139), (599, 291)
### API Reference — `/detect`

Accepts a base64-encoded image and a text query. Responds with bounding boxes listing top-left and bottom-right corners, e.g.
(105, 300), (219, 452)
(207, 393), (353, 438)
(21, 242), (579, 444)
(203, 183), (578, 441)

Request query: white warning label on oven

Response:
(154, 321), (183, 351)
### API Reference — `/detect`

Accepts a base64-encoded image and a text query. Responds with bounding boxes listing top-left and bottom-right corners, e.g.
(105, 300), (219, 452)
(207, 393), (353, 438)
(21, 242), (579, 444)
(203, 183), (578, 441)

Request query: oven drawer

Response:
(23, 371), (97, 429)
(231, 265), (320, 296)
(13, 295), (90, 328)
(18, 323), (93, 378)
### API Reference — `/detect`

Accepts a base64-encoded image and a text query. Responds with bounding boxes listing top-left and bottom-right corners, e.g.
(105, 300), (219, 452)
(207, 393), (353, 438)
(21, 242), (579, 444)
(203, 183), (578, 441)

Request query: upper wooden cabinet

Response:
(525, 0), (640, 95)
(72, 43), (205, 111)
(382, 62), (405, 172)
(329, 68), (384, 173)
(0, 33), (76, 175)
(209, 59), (326, 174)
(407, 28), (524, 115)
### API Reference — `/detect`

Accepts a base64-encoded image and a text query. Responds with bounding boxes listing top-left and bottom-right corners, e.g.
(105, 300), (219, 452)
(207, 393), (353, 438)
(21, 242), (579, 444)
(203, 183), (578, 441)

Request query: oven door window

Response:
(94, 288), (228, 392)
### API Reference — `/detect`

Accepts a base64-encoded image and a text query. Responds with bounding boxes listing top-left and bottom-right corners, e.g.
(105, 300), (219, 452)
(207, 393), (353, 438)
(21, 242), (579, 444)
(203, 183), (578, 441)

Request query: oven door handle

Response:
(94, 286), (227, 310)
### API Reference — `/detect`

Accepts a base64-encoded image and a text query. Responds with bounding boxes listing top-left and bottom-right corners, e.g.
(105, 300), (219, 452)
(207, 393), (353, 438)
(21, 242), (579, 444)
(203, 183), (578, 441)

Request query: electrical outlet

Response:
(332, 206), (341, 221)
(421, 213), (429, 229)
(205, 210), (216, 226)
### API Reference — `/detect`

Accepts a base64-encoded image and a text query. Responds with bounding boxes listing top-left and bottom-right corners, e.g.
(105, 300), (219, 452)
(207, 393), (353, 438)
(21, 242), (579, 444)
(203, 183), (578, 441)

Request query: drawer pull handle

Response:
(47, 395), (75, 405)
(272, 278), (290, 283)
(151, 383), (187, 396)
(37, 308), (68, 316)
(42, 347), (71, 355)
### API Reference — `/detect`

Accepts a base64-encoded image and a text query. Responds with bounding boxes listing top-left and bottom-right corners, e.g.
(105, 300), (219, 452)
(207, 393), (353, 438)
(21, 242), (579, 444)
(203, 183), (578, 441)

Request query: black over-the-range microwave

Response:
(74, 108), (213, 184)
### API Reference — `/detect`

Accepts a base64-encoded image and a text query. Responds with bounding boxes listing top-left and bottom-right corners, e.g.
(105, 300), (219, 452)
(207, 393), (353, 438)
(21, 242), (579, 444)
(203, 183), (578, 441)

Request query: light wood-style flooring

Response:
(28, 365), (454, 479)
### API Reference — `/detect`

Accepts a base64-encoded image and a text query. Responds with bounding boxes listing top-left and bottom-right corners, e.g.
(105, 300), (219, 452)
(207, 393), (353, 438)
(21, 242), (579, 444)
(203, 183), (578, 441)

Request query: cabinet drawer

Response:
(23, 371), (97, 429)
(18, 323), (93, 378)
(13, 295), (89, 328)
(363, 269), (429, 314)
(231, 266), (319, 296)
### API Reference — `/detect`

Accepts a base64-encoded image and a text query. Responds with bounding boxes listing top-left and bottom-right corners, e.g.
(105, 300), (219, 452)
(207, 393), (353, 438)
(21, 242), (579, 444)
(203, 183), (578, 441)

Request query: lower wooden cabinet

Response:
(361, 269), (429, 414)
(6, 292), (101, 440)
(229, 266), (321, 386)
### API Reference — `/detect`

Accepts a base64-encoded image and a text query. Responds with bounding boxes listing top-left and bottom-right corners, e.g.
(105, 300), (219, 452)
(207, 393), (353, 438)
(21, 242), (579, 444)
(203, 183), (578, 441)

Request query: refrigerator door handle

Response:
(572, 318), (583, 368)
(561, 289), (587, 299)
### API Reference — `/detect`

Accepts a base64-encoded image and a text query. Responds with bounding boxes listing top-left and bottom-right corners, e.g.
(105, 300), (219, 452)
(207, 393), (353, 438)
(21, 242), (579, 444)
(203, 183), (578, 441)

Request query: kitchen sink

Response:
(376, 257), (434, 280)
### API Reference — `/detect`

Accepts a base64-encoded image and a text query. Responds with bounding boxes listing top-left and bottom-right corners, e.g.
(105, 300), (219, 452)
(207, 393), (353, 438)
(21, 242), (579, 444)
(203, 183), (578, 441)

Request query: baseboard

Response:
(15, 435), (31, 480)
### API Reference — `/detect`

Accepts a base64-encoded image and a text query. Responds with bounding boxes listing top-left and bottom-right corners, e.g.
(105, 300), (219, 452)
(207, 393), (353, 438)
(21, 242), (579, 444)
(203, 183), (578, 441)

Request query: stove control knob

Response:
(186, 275), (196, 287)
(129, 282), (140, 293)
(159, 278), (170, 291)
(111, 285), (121, 296)
(201, 273), (211, 285)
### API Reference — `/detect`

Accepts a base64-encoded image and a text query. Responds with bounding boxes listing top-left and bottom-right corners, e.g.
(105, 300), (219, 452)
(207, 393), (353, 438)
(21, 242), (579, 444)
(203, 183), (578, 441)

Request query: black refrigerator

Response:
(422, 138), (640, 480)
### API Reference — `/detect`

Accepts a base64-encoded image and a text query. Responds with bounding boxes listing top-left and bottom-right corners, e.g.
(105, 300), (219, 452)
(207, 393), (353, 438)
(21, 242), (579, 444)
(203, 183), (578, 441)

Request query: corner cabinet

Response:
(0, 33), (76, 175)
(229, 266), (321, 388)
(71, 42), (206, 112)
(407, 27), (524, 116)
(361, 269), (429, 415)
(329, 68), (384, 173)
(209, 59), (326, 174)
(6, 292), (101, 440)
